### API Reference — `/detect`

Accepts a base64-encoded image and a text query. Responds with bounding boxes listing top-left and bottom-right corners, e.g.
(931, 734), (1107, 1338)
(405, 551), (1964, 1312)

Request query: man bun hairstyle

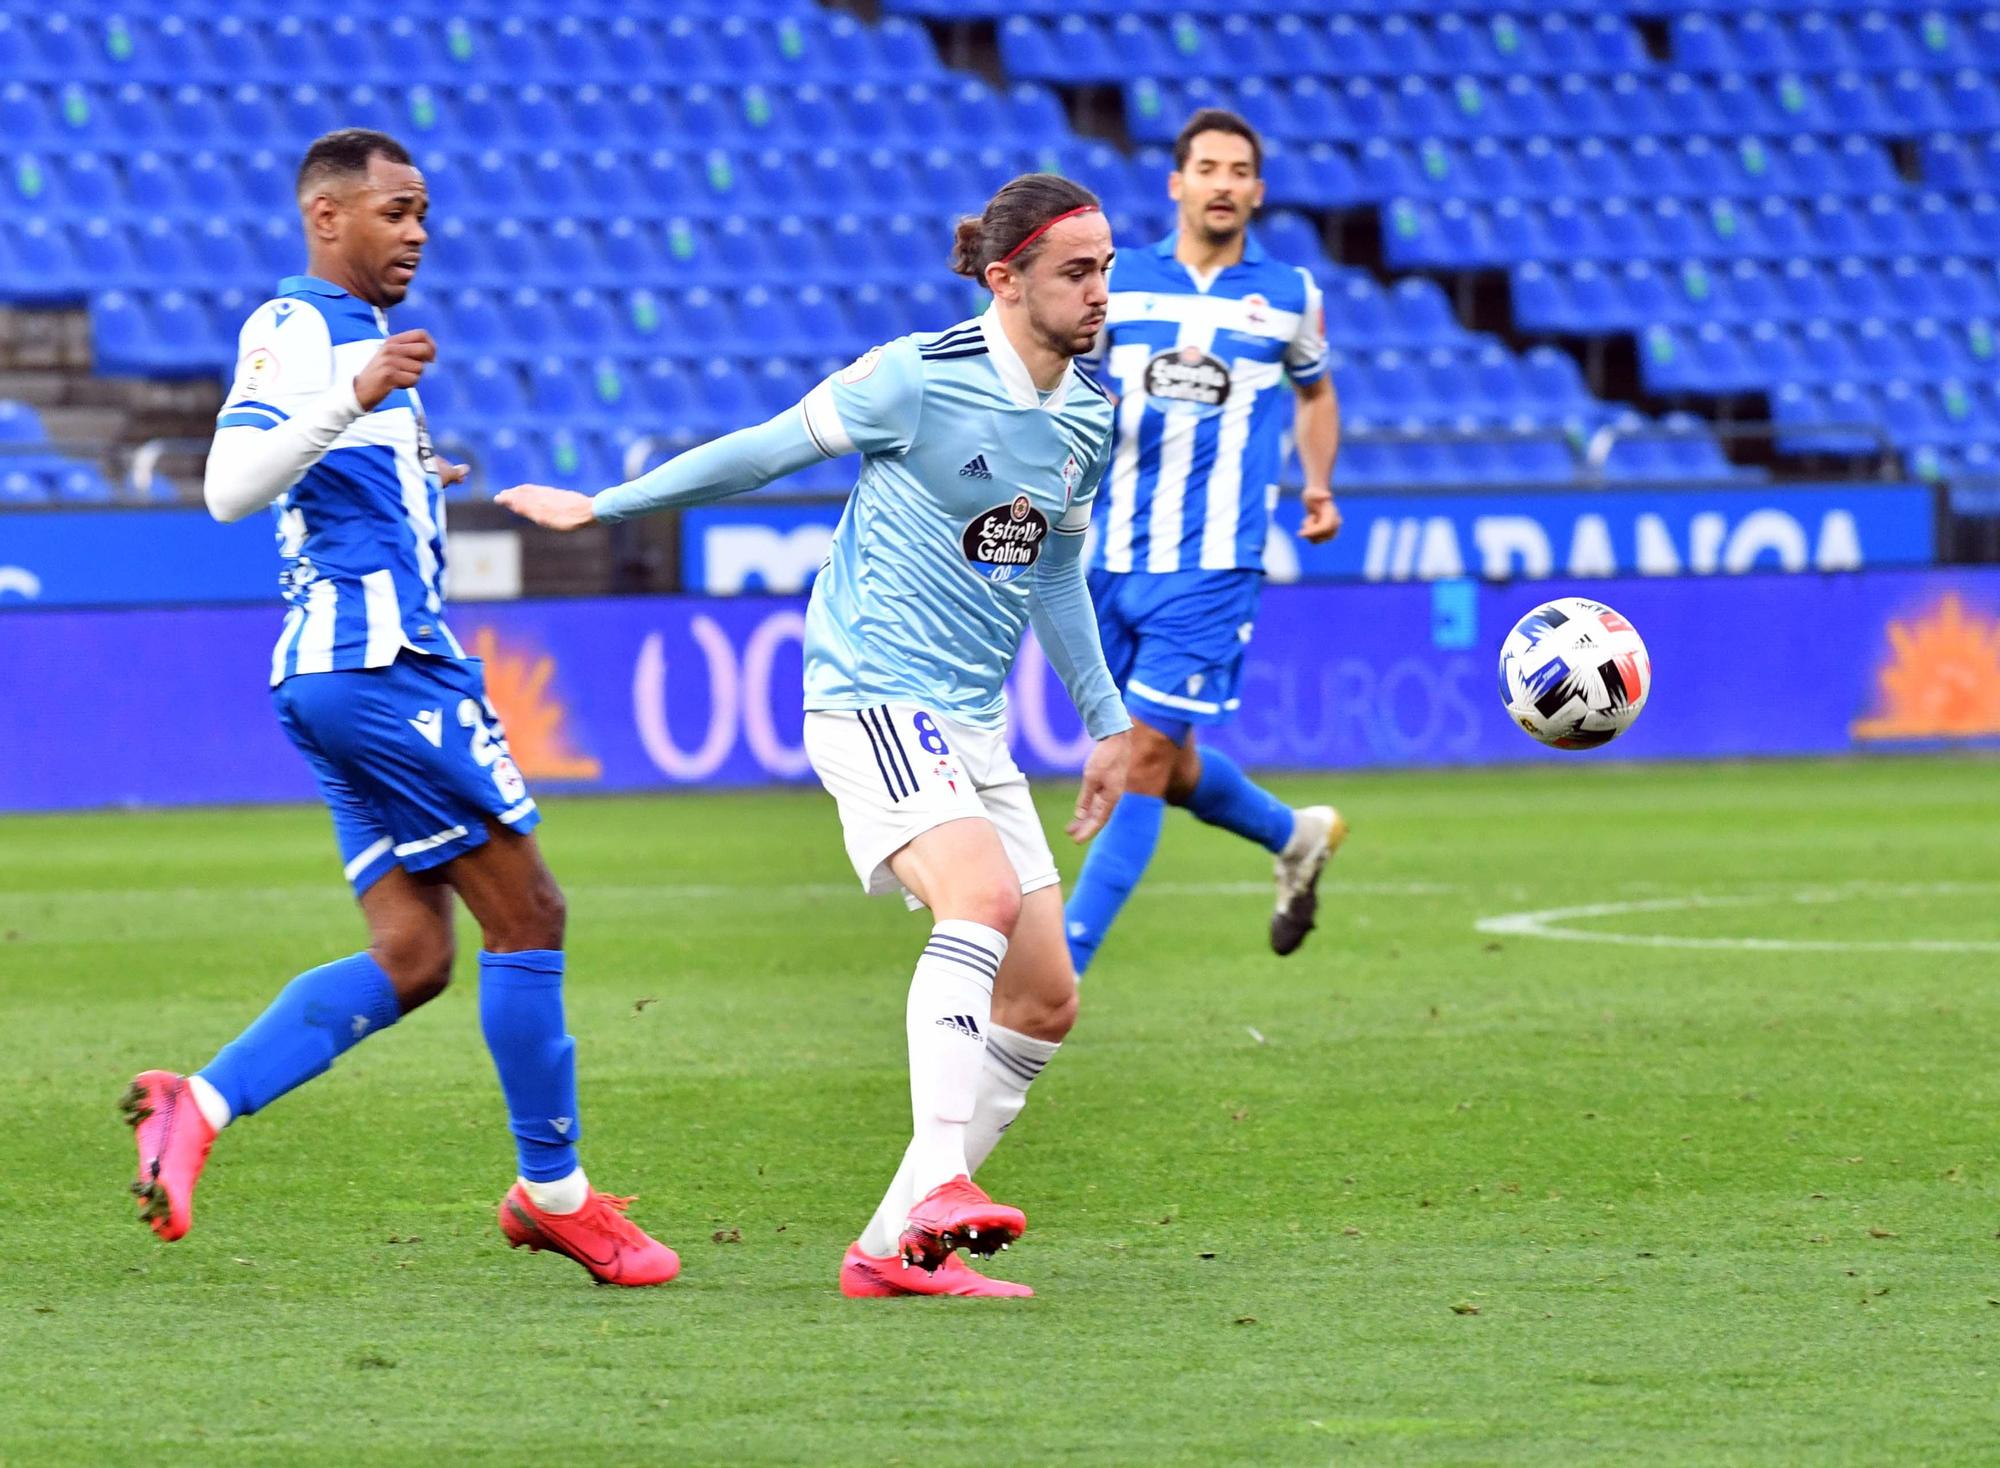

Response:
(950, 172), (1101, 285)
(1172, 107), (1263, 175)
(296, 128), (414, 203)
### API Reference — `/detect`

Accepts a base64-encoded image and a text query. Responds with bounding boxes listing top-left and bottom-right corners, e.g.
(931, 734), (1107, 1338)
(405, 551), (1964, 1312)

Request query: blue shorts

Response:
(273, 652), (540, 896)
(1089, 567), (1263, 739)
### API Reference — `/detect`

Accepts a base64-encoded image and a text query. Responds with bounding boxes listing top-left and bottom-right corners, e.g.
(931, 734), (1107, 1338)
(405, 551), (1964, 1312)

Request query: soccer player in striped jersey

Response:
(121, 130), (678, 1287)
(499, 175), (1131, 1298)
(1065, 109), (1347, 973)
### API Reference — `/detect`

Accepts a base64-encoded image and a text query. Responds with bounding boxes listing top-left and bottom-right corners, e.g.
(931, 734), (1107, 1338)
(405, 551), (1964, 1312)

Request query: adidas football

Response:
(1498, 597), (1653, 750)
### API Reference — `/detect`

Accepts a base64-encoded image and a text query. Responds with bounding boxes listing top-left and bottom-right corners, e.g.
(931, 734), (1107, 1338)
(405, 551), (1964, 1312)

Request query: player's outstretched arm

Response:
(205, 330), (436, 523)
(496, 405), (831, 533)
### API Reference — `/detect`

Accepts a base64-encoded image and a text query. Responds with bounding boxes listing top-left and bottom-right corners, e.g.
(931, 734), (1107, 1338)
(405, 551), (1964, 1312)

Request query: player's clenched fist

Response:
(496, 484), (597, 532)
(353, 329), (437, 410)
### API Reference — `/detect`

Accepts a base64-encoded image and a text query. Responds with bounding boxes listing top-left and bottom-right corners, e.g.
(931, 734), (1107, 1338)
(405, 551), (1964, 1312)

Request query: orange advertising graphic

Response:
(1852, 593), (2000, 742)
(468, 626), (603, 780)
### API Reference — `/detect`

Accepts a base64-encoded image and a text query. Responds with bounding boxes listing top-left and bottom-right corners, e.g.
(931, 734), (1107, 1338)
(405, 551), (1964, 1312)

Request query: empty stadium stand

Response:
(0, 0), (1994, 506)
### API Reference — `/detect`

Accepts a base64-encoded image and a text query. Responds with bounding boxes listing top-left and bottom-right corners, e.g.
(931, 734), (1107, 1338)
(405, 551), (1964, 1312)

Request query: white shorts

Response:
(803, 702), (1060, 908)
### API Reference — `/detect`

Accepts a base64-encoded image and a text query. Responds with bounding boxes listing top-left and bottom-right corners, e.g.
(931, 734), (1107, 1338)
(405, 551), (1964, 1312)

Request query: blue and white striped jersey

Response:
(1085, 232), (1328, 575)
(799, 310), (1119, 733)
(217, 275), (461, 685)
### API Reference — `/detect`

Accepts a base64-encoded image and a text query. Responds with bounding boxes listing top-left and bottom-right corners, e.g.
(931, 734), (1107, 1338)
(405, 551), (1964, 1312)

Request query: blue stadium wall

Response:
(5, 562), (1998, 813)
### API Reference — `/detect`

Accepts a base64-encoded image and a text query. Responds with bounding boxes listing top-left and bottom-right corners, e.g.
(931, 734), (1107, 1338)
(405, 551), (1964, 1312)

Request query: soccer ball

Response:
(1498, 597), (1652, 749)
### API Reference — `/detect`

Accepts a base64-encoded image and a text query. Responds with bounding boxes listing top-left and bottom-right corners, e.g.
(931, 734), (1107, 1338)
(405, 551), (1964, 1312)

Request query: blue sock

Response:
(1064, 793), (1166, 976)
(1185, 748), (1296, 855)
(477, 950), (580, 1183)
(196, 952), (402, 1119)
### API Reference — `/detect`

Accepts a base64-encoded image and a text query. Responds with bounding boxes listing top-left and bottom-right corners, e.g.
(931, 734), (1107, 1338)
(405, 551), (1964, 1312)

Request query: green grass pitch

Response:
(3, 756), (1997, 1465)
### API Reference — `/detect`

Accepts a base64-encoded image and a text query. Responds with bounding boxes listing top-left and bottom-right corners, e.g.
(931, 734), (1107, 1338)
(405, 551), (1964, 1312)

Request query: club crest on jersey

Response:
(961, 494), (1049, 584)
(1143, 345), (1231, 407)
(838, 346), (883, 384)
(1060, 453), (1082, 503)
(1241, 293), (1269, 326)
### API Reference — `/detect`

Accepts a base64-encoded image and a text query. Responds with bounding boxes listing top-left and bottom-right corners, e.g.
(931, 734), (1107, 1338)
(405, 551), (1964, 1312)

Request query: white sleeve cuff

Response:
(204, 382), (365, 523)
(801, 381), (856, 458)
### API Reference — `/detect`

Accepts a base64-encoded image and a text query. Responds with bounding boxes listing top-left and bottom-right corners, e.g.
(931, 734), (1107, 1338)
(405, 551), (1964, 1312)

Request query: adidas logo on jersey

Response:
(935, 1014), (983, 1039)
(958, 454), (993, 480)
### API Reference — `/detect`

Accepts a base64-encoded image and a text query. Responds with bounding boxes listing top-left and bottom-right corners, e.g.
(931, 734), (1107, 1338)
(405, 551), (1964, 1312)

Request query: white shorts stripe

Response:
(498, 798), (538, 826)
(394, 824), (468, 859)
(1127, 677), (1238, 716)
(342, 836), (394, 882)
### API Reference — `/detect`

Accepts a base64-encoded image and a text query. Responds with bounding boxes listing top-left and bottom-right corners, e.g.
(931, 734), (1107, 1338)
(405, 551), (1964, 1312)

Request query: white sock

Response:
(903, 920), (1005, 1198)
(856, 1023), (1063, 1257)
(521, 1167), (589, 1215)
(965, 1024), (1061, 1175)
(187, 1073), (233, 1133)
(857, 1143), (918, 1258)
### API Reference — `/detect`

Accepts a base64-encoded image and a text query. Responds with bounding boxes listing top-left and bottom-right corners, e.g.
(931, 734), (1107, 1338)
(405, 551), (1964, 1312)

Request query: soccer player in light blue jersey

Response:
(122, 130), (678, 1287)
(1065, 109), (1348, 972)
(499, 175), (1132, 1298)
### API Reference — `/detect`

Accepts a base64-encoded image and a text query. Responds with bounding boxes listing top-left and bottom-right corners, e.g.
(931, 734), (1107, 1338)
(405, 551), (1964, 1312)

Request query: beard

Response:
(1029, 307), (1099, 360)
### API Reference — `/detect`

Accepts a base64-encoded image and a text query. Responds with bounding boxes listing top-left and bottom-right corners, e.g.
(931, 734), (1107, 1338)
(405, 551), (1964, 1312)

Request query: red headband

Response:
(997, 204), (1100, 266)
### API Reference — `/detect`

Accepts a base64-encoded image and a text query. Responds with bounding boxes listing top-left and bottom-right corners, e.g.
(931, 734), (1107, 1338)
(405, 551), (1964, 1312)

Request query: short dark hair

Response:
(950, 172), (1101, 284)
(1172, 108), (1263, 175)
(295, 128), (414, 202)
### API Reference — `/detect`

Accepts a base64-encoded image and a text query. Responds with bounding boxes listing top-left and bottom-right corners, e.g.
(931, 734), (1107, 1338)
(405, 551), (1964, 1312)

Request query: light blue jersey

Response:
(798, 312), (1114, 729)
(593, 310), (1127, 740)
(218, 275), (462, 685)
(1086, 233), (1328, 575)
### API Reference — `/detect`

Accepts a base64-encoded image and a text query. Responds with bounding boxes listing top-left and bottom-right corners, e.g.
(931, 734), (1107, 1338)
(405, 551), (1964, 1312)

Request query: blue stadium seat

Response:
(672, 288), (736, 353)
(1834, 136), (1900, 193)
(0, 468), (51, 506)
(1799, 319), (1867, 384)
(1745, 322), (1814, 385)
(1600, 197), (1659, 260)
(633, 358), (697, 426)
(465, 356), (532, 420)
(51, 462), (116, 504)
(0, 82), (52, 145)
(500, 287), (561, 357)
(72, 219), (136, 288)
(1854, 316), (1928, 382)
(480, 428), (553, 489)
(1861, 194), (1923, 255)
(25, 15), (92, 83)
(1600, 421), (1679, 482)
(248, 218), (295, 285)
(0, 400), (47, 445)
(556, 288), (622, 354)
(695, 356), (757, 428)
(875, 17), (939, 75)
(651, 217), (717, 286)
(1808, 197), (1869, 257)
(205, 17), (273, 81)
(1826, 73), (1895, 134)
(90, 290), (153, 374)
